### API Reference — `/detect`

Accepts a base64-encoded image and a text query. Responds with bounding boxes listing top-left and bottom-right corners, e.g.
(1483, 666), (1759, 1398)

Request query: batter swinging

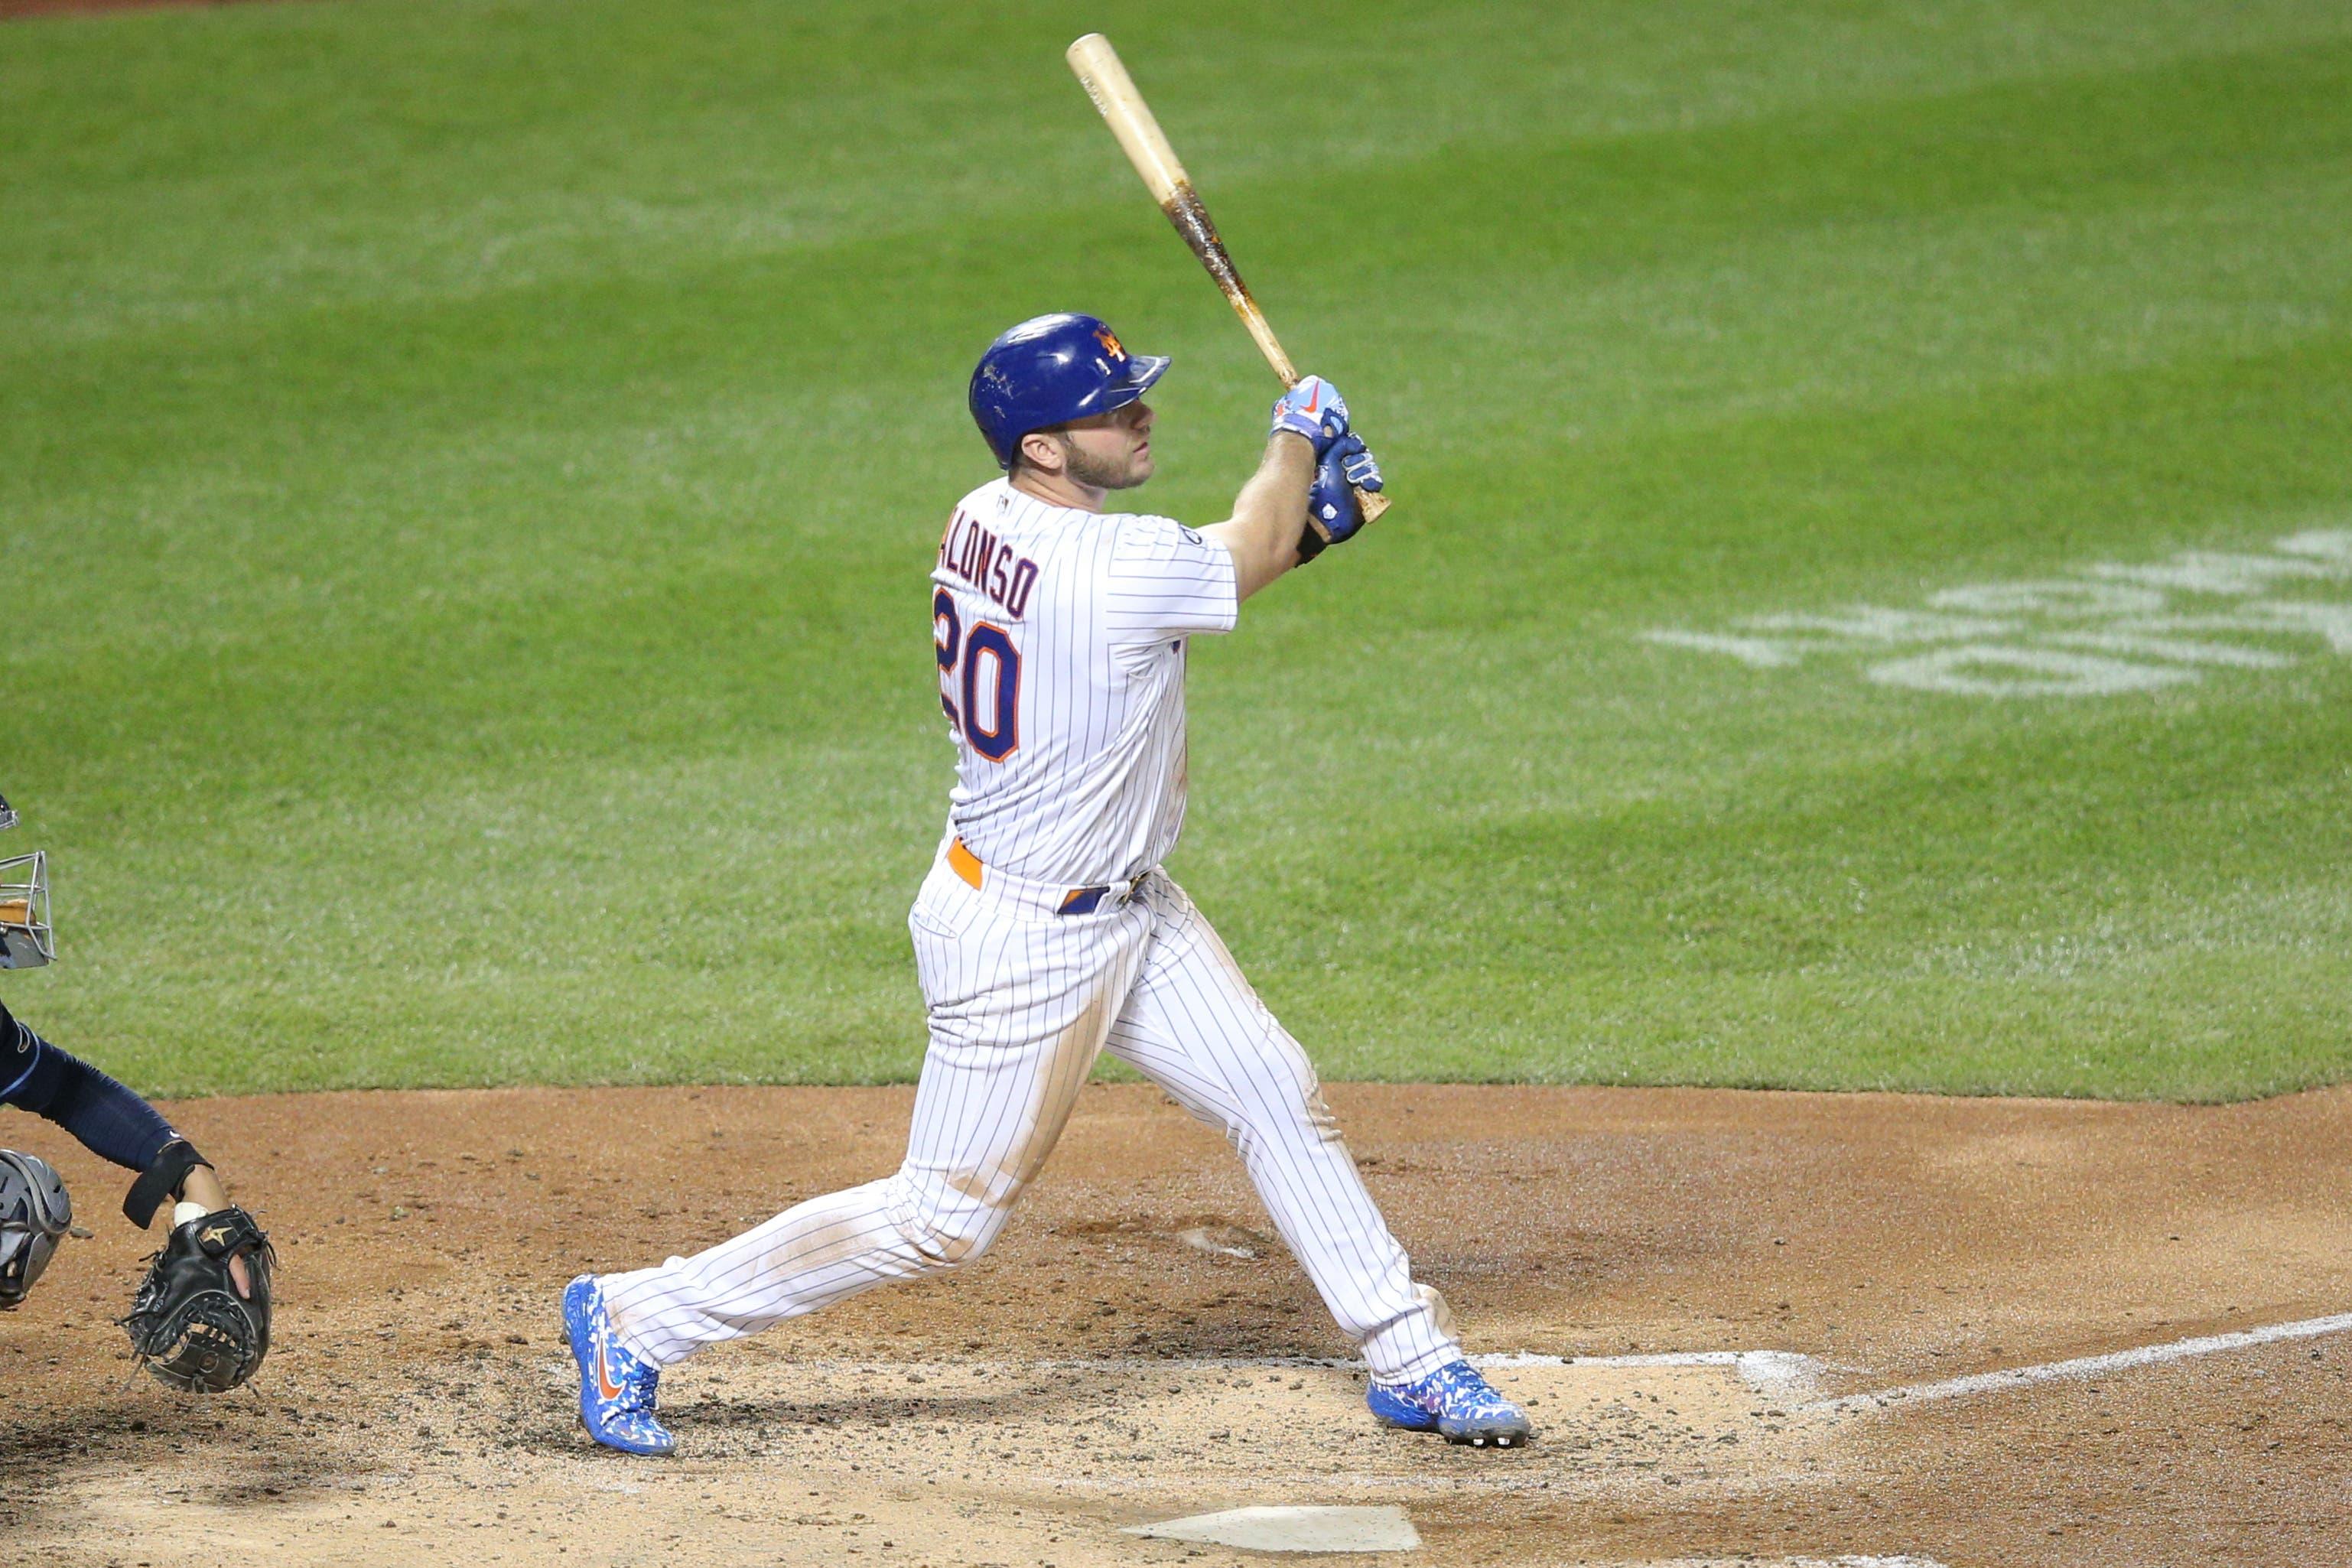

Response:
(563, 313), (1531, 1454)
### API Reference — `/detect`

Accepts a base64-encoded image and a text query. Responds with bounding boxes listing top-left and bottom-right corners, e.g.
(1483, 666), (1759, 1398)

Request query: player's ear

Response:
(1017, 430), (1067, 476)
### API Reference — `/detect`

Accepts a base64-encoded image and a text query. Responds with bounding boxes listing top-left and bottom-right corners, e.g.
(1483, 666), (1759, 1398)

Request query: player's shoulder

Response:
(955, 479), (1197, 554)
(952, 478), (1085, 548)
(1101, 506), (1214, 566)
(951, 477), (1018, 521)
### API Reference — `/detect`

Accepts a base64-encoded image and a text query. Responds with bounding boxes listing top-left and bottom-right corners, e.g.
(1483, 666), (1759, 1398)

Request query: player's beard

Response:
(1061, 440), (1146, 491)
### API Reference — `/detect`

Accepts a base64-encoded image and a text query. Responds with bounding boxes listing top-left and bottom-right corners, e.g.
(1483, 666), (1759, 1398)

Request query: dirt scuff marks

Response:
(2, 1082), (2347, 1564)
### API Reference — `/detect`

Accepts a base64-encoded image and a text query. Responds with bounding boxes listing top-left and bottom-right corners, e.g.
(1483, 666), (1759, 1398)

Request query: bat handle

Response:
(1247, 301), (1391, 525)
(1270, 363), (1392, 524)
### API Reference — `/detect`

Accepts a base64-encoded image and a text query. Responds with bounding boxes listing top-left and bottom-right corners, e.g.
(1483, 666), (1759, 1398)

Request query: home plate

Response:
(1125, 1505), (1421, 1552)
(1629, 1559), (1949, 1567)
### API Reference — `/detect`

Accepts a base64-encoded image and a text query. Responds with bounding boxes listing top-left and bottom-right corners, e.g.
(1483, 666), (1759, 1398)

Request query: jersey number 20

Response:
(933, 587), (1020, 760)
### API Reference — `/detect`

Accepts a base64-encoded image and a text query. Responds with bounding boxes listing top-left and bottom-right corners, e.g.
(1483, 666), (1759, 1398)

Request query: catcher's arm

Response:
(122, 1136), (256, 1297)
(178, 1166), (254, 1298)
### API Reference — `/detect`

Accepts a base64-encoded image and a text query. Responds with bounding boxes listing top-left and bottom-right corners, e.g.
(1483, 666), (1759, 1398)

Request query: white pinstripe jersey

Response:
(931, 477), (1238, 887)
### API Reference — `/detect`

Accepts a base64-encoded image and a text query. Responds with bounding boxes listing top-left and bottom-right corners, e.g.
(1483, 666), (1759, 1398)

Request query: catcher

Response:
(0, 787), (274, 1393)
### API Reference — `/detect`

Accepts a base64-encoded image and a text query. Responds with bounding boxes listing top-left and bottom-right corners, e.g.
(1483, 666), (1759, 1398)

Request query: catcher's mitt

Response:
(122, 1205), (274, 1392)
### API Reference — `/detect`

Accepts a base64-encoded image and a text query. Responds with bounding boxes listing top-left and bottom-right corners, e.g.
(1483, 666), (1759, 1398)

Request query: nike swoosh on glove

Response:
(1270, 375), (1351, 454)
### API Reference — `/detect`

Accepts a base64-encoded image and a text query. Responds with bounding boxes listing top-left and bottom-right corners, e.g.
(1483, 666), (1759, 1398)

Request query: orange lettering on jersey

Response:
(939, 516), (1038, 622)
(961, 524), (997, 584)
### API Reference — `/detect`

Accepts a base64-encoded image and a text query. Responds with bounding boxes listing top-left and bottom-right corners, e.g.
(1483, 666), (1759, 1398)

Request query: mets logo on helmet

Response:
(1095, 325), (1126, 361)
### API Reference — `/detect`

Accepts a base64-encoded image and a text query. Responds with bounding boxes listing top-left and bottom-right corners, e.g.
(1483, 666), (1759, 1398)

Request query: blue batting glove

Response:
(1270, 375), (1350, 454)
(1300, 434), (1381, 561)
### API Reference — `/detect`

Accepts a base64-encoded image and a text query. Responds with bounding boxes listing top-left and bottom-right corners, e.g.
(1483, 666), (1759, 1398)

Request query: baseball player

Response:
(0, 789), (273, 1390)
(564, 314), (1531, 1453)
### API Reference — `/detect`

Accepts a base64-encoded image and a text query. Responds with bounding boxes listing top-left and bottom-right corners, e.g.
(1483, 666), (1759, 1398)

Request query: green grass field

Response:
(4, 0), (2347, 1099)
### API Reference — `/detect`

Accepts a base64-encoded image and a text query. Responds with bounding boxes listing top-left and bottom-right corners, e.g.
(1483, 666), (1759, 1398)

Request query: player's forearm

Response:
(1203, 433), (1314, 603)
(182, 1165), (232, 1212)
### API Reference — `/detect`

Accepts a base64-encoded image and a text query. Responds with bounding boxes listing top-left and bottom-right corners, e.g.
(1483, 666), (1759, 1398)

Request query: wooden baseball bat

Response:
(1065, 32), (1389, 525)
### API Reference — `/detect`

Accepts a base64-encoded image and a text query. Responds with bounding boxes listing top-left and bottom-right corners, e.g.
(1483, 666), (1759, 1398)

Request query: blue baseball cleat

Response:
(562, 1274), (675, 1456)
(1366, 1359), (1534, 1448)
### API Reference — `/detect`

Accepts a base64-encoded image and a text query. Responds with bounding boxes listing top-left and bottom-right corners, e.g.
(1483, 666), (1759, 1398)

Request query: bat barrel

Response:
(1066, 33), (1387, 522)
(1066, 34), (1189, 203)
(1067, 34), (1298, 385)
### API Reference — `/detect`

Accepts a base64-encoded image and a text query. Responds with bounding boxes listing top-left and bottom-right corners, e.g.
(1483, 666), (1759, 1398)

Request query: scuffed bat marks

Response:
(1161, 181), (1252, 304)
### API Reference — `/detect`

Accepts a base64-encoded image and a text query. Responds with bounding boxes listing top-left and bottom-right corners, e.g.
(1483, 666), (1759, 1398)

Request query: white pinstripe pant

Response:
(600, 848), (1461, 1381)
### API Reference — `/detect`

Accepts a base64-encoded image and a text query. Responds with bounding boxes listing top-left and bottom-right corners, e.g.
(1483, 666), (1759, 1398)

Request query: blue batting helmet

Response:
(968, 313), (1169, 469)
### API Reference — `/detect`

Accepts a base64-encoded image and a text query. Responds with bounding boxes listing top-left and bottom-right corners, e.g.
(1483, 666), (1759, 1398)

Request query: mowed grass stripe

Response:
(15, 30), (2351, 422)
(12, 36), (2345, 764)
(2, 2), (2346, 1096)
(30, 342), (2350, 1096)
(7, 2), (2340, 344)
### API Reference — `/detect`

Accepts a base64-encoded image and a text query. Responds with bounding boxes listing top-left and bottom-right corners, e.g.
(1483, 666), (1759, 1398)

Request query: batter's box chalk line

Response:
(1471, 1348), (1828, 1395)
(763, 1312), (2349, 1417)
(1804, 1310), (2352, 1416)
(928, 1348), (1833, 1397)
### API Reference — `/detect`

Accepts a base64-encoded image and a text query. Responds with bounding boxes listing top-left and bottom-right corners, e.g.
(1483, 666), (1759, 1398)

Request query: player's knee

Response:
(1216, 1048), (1339, 1155)
(906, 1204), (1009, 1268)
(887, 1175), (1012, 1270)
(0, 1150), (71, 1308)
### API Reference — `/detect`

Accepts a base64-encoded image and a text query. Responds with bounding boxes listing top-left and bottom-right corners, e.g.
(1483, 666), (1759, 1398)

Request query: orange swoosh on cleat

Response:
(595, 1335), (624, 1401)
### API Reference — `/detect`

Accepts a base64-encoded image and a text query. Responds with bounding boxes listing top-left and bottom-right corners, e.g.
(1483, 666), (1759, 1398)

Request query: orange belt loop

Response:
(948, 838), (984, 891)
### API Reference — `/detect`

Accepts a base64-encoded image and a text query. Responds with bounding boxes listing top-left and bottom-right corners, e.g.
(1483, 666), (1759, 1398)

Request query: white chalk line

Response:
(727, 1322), (2349, 1568)
(741, 1313), (2351, 1417)
(1473, 1348), (1824, 1393)
(1806, 1310), (2352, 1416)
(760, 1349), (1825, 1393)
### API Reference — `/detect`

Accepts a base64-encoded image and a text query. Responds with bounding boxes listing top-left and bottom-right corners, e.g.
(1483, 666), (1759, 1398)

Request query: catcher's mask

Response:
(0, 791), (54, 969)
(0, 1150), (73, 1308)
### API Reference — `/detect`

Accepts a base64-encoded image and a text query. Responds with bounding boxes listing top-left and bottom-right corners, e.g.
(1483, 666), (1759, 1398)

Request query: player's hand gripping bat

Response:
(1066, 33), (1390, 527)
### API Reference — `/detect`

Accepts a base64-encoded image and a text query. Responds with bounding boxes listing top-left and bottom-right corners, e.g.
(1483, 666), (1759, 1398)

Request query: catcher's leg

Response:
(1104, 873), (1461, 1384)
(601, 861), (1149, 1365)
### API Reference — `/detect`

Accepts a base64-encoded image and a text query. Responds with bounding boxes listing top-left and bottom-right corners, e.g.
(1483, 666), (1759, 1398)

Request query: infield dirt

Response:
(4, 1082), (2347, 1566)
